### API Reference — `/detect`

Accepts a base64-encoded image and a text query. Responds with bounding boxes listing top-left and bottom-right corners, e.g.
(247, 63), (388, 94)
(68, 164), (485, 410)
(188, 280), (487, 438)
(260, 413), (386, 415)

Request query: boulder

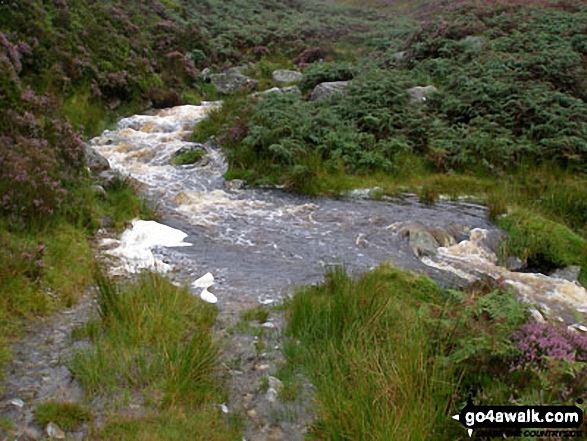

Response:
(199, 67), (212, 82)
(407, 85), (437, 104)
(310, 81), (351, 101)
(225, 179), (247, 190)
(272, 69), (303, 86)
(210, 70), (258, 94)
(253, 86), (301, 98)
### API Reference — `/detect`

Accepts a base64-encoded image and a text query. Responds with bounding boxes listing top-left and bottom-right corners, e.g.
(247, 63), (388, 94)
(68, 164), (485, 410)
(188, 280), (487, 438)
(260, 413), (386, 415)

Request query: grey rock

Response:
(268, 376), (284, 393)
(460, 36), (486, 51)
(272, 69), (303, 86)
(227, 64), (252, 76)
(506, 256), (525, 271)
(310, 81), (351, 101)
(46, 422), (65, 439)
(225, 179), (247, 190)
(210, 71), (258, 94)
(409, 229), (440, 257)
(84, 145), (110, 172)
(407, 85), (437, 104)
(11, 398), (25, 408)
(430, 227), (456, 248)
(199, 67), (212, 82)
(253, 87), (283, 97)
(551, 266), (581, 283)
(390, 51), (407, 62)
(97, 169), (123, 188)
(281, 85), (301, 95)
(266, 387), (278, 402)
(91, 185), (107, 198)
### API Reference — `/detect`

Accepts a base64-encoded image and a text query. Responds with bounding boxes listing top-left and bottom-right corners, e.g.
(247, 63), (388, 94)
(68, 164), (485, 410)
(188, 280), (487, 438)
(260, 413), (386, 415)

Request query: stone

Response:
(247, 408), (258, 418)
(390, 51), (407, 62)
(84, 145), (110, 172)
(91, 185), (107, 198)
(225, 179), (246, 190)
(408, 228), (440, 257)
(199, 67), (212, 82)
(551, 266), (581, 283)
(46, 422), (65, 439)
(253, 87), (282, 97)
(430, 227), (456, 247)
(506, 256), (525, 271)
(268, 376), (283, 392)
(11, 398), (25, 408)
(210, 70), (258, 94)
(97, 169), (123, 188)
(407, 85), (437, 104)
(266, 387), (278, 402)
(310, 81), (351, 101)
(272, 69), (303, 86)
(281, 85), (301, 95)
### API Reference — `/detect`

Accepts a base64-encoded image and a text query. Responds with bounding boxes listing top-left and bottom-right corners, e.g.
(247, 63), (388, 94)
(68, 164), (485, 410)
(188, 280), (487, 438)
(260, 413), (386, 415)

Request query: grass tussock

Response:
(285, 265), (450, 440)
(285, 266), (587, 439)
(70, 273), (240, 439)
(34, 401), (92, 430)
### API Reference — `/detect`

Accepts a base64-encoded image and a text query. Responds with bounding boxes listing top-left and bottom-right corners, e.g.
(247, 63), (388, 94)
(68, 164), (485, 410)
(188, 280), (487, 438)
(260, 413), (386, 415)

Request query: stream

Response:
(89, 103), (586, 440)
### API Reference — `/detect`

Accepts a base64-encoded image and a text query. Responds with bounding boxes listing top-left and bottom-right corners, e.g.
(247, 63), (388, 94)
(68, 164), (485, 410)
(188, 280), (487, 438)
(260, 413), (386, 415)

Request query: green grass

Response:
(285, 265), (451, 440)
(34, 401), (92, 430)
(70, 273), (239, 439)
(98, 409), (241, 441)
(171, 149), (205, 166)
(240, 306), (269, 324)
(497, 210), (587, 285)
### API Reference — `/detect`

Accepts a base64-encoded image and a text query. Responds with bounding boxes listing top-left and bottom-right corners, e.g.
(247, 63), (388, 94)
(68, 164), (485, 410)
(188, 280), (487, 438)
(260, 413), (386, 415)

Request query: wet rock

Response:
(408, 228), (440, 257)
(225, 179), (247, 190)
(551, 266), (581, 283)
(310, 81), (351, 101)
(210, 70), (258, 94)
(272, 69), (303, 86)
(431, 227), (456, 248)
(407, 85), (437, 104)
(84, 145), (110, 173)
(46, 422), (65, 439)
(506, 256), (525, 271)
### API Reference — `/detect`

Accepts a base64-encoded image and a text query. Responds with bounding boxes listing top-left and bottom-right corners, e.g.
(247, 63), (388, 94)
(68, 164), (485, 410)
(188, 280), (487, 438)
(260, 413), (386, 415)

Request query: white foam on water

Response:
(193, 272), (217, 303)
(423, 228), (587, 322)
(104, 219), (191, 274)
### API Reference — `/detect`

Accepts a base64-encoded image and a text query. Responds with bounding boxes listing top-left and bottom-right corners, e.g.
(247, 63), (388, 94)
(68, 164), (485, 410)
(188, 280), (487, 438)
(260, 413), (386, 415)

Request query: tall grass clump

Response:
(70, 273), (240, 439)
(285, 265), (451, 440)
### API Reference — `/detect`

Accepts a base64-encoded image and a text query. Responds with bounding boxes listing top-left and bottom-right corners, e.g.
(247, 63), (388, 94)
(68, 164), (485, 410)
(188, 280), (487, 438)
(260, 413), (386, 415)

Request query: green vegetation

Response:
(284, 266), (587, 439)
(171, 149), (205, 166)
(497, 210), (587, 285)
(70, 273), (240, 439)
(34, 401), (92, 430)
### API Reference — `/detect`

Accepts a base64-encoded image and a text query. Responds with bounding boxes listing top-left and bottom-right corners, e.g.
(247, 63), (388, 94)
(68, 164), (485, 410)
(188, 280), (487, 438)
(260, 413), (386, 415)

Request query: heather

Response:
(284, 267), (587, 439)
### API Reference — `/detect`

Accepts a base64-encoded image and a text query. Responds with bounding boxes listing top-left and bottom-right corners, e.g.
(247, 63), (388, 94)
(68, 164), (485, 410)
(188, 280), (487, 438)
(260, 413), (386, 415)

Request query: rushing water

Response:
(91, 104), (586, 325)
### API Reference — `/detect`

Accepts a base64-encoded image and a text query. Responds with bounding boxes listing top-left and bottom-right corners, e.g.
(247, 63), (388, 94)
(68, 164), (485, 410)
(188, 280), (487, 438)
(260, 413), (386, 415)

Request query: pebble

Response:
(46, 422), (66, 439)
